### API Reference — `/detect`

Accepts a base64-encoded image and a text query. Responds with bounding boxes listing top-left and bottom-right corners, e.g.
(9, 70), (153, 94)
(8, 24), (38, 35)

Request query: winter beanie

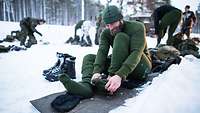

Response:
(102, 5), (123, 24)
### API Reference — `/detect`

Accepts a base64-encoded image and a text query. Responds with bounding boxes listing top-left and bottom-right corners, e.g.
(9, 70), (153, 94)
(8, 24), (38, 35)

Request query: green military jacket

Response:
(93, 20), (151, 78)
(75, 20), (85, 30)
(20, 17), (41, 33)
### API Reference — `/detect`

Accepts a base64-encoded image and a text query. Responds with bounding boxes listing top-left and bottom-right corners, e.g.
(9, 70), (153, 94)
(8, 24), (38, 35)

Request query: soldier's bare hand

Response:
(105, 75), (122, 94)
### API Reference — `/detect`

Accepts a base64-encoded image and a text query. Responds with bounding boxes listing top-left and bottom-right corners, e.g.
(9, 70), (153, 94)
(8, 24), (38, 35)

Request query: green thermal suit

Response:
(153, 5), (182, 46)
(59, 21), (152, 98)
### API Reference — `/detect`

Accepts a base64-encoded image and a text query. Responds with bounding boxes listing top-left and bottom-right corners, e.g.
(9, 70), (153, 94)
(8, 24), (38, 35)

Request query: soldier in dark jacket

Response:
(20, 17), (45, 48)
(58, 5), (152, 98)
(152, 5), (182, 46)
(181, 5), (197, 38)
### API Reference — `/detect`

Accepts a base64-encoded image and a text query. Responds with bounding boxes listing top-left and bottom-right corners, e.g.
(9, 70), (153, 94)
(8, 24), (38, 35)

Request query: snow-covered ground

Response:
(0, 21), (200, 113)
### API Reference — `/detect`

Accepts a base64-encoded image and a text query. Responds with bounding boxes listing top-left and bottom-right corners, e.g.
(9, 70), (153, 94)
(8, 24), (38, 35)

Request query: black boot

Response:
(44, 52), (76, 82)
(43, 52), (71, 77)
(71, 36), (80, 45)
(45, 56), (65, 82)
(43, 60), (61, 76)
(63, 57), (76, 79)
(65, 37), (73, 44)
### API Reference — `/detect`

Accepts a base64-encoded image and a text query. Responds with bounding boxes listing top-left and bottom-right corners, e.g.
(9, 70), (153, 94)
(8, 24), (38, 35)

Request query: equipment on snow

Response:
(43, 52), (76, 82)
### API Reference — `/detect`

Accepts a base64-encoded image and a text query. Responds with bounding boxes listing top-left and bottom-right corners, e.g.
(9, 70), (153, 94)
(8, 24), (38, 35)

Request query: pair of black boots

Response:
(43, 52), (76, 82)
(66, 35), (92, 47)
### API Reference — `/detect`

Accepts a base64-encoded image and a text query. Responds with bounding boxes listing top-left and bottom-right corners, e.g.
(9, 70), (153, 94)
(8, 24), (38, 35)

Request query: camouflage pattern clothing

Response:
(20, 17), (45, 48)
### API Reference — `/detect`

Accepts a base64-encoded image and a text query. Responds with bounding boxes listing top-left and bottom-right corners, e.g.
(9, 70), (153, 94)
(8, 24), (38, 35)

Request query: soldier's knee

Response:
(83, 54), (96, 63)
(115, 32), (129, 42)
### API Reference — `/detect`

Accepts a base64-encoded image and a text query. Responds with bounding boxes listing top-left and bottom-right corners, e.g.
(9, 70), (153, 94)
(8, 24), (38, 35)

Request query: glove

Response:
(91, 73), (101, 85)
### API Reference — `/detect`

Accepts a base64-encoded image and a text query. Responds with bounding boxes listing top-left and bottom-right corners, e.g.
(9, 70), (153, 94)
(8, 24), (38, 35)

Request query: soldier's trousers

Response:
(59, 33), (152, 98)
(158, 9), (182, 45)
(181, 26), (192, 39)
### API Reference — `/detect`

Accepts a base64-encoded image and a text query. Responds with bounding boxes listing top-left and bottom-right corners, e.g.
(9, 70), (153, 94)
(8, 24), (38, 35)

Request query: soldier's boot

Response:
(71, 36), (80, 45)
(80, 39), (87, 47)
(43, 52), (73, 75)
(63, 57), (76, 79)
(43, 60), (61, 76)
(45, 56), (65, 82)
(25, 41), (32, 48)
(65, 37), (73, 44)
(44, 53), (76, 81)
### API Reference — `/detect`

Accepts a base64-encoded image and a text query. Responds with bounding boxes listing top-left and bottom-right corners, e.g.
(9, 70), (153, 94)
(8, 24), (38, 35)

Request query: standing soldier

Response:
(181, 5), (197, 39)
(20, 17), (45, 48)
(95, 12), (106, 45)
(152, 5), (182, 46)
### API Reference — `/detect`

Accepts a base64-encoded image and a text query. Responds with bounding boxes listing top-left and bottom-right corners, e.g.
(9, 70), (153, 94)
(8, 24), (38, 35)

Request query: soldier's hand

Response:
(105, 75), (122, 94)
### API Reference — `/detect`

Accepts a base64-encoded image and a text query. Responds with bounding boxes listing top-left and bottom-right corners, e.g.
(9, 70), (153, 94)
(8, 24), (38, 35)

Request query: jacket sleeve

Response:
(115, 23), (146, 78)
(30, 20), (40, 34)
(191, 12), (197, 24)
(93, 29), (110, 73)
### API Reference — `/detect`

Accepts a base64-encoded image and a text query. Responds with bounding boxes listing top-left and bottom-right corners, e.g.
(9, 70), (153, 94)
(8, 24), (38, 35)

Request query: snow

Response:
(0, 20), (200, 113)
(110, 55), (200, 113)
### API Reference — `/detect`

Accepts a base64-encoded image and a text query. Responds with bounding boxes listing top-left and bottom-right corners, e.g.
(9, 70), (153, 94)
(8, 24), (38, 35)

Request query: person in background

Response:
(152, 5), (182, 46)
(79, 20), (92, 47)
(95, 12), (106, 45)
(66, 20), (92, 47)
(181, 5), (197, 39)
(20, 17), (45, 48)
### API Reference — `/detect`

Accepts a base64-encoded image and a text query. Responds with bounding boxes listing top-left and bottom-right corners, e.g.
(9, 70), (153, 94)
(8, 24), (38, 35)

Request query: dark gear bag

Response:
(51, 93), (83, 112)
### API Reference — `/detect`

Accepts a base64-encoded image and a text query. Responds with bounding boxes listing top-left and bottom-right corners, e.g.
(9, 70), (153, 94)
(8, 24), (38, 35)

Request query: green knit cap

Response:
(102, 5), (123, 24)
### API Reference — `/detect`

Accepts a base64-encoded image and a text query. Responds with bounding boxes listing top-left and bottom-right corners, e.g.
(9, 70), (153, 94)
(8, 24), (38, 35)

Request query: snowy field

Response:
(0, 21), (200, 113)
